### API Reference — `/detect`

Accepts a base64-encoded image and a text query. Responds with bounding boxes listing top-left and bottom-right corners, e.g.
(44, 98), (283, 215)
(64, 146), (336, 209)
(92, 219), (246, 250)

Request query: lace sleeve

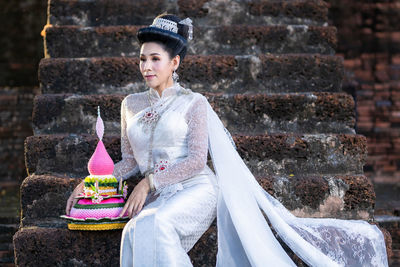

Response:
(153, 95), (208, 190)
(113, 96), (139, 181)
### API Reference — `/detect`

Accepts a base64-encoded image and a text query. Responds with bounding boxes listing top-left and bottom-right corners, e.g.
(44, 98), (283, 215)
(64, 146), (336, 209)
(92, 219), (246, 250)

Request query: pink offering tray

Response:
(60, 106), (130, 230)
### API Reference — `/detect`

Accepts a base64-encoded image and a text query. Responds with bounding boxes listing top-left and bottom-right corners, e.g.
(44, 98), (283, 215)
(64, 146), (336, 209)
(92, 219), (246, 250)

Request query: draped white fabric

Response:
(118, 83), (388, 266)
(206, 101), (389, 267)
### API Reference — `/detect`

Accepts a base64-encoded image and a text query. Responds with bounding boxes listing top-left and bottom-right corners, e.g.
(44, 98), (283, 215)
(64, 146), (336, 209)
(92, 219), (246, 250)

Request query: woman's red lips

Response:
(145, 75), (156, 79)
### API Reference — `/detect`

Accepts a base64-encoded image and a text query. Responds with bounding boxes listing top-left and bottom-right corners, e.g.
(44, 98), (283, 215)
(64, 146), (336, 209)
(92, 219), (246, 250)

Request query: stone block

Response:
(12, 223), (219, 266)
(44, 25), (337, 58)
(15, 221), (391, 267)
(234, 134), (367, 177)
(14, 179), (382, 267)
(13, 227), (126, 266)
(32, 92), (356, 135)
(20, 174), (375, 229)
(20, 174), (81, 227)
(24, 133), (366, 177)
(48, 0), (328, 27)
(39, 55), (344, 94)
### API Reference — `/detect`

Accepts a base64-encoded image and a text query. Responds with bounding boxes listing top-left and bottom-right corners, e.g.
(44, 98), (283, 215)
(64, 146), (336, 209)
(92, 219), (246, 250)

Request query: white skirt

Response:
(120, 170), (218, 267)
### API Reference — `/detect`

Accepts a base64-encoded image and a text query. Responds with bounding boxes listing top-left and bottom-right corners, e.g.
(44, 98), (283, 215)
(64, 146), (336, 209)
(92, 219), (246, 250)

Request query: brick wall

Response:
(327, 1), (400, 265)
(0, 0), (47, 86)
(0, 87), (39, 183)
(0, 1), (46, 266)
(327, 0), (400, 202)
(0, 1), (46, 183)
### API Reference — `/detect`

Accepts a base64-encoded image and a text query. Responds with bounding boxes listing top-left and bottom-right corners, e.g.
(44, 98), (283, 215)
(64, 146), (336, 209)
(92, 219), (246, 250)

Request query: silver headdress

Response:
(178, 18), (193, 41)
(150, 17), (193, 41)
(151, 18), (178, 33)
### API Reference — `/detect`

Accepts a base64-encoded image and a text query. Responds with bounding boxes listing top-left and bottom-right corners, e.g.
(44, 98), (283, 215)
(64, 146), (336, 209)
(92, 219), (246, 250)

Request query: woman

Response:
(66, 14), (388, 267)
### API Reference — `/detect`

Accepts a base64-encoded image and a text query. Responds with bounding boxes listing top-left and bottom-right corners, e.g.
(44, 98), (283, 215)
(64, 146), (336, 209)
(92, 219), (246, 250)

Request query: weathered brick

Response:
(13, 227), (127, 266)
(0, 1), (47, 86)
(44, 25), (337, 58)
(329, 2), (399, 260)
(48, 0), (328, 27)
(20, 174), (375, 228)
(32, 93), (356, 135)
(39, 55), (344, 94)
(0, 87), (39, 183)
(11, 223), (303, 267)
(24, 133), (367, 178)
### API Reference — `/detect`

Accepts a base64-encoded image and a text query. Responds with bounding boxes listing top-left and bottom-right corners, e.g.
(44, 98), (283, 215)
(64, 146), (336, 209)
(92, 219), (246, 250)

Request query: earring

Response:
(172, 69), (179, 83)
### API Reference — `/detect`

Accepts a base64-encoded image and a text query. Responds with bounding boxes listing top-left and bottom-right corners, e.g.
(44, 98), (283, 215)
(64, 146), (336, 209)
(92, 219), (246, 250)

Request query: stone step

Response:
(13, 221), (394, 267)
(19, 173), (375, 229)
(48, 0), (329, 27)
(13, 227), (135, 266)
(13, 222), (242, 266)
(20, 175), (81, 228)
(44, 25), (337, 58)
(39, 55), (343, 94)
(24, 133), (366, 178)
(32, 92), (356, 135)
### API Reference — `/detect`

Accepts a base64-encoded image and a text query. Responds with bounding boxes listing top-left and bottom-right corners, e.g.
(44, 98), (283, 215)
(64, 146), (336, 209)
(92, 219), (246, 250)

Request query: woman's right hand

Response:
(65, 181), (84, 215)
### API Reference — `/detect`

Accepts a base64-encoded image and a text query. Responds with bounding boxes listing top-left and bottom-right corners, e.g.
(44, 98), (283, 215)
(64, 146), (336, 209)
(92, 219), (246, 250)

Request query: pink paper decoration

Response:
(96, 107), (104, 141)
(87, 107), (115, 175)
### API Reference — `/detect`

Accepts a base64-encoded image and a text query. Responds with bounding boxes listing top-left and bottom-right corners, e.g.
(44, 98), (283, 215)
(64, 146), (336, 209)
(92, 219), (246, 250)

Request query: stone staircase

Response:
(13, 0), (390, 265)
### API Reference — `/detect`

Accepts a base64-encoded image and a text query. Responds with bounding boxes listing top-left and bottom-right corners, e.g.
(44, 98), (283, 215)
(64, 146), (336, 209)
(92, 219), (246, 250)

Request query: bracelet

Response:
(147, 173), (156, 192)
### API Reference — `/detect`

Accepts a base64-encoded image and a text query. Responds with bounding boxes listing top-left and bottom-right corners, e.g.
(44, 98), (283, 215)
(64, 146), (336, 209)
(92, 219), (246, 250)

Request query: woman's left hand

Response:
(119, 178), (151, 218)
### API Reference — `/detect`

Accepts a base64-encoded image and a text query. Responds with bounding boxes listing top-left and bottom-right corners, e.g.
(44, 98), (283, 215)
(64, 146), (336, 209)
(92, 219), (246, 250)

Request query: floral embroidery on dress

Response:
(154, 160), (169, 173)
(138, 109), (160, 125)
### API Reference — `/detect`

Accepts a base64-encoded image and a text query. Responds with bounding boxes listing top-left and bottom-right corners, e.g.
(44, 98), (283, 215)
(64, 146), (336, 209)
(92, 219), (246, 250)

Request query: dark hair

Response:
(137, 13), (190, 62)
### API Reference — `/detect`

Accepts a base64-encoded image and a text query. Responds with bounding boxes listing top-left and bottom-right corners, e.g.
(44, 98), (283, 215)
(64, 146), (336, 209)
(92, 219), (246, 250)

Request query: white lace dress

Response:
(115, 83), (388, 267)
(115, 84), (217, 266)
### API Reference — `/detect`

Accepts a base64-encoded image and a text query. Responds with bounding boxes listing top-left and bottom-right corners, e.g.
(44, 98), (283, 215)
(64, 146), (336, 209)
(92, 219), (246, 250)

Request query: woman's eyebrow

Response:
(140, 53), (161, 56)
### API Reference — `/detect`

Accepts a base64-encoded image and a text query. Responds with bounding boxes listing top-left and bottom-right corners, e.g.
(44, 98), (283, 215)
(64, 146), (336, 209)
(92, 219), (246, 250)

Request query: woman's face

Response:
(139, 42), (179, 92)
